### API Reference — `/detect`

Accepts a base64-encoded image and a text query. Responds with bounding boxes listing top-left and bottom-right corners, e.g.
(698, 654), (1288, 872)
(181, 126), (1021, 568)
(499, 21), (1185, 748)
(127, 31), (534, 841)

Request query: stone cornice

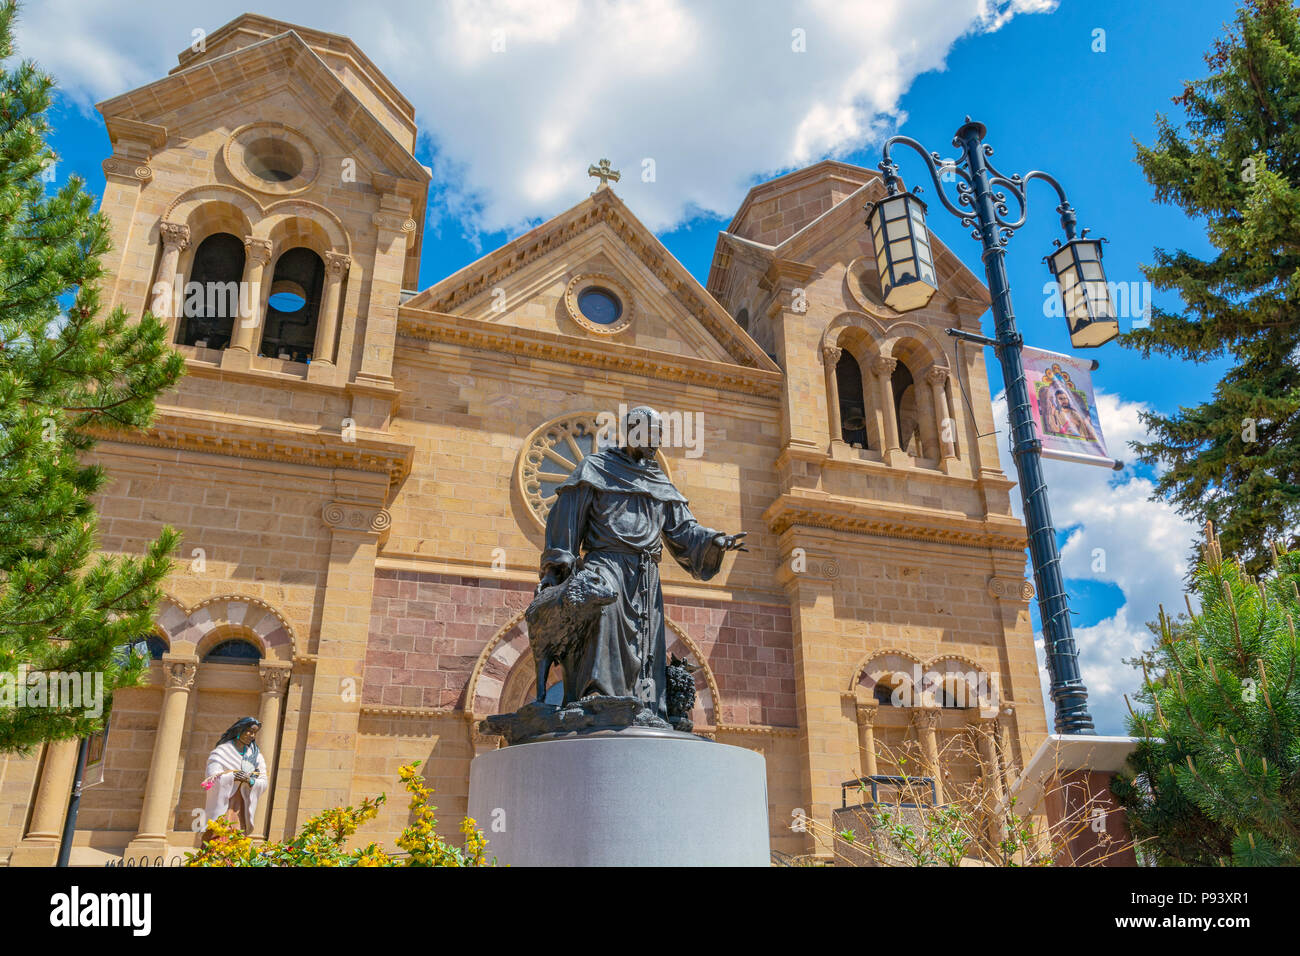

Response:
(104, 116), (167, 152)
(775, 441), (1003, 490)
(759, 258), (818, 292)
(84, 407), (413, 488)
(713, 723), (800, 738)
(360, 704), (451, 719)
(763, 491), (1028, 553)
(396, 308), (784, 399)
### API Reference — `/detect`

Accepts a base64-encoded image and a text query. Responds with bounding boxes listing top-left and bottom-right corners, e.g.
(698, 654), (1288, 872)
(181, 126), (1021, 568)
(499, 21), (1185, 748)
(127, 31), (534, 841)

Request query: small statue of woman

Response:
(201, 716), (268, 843)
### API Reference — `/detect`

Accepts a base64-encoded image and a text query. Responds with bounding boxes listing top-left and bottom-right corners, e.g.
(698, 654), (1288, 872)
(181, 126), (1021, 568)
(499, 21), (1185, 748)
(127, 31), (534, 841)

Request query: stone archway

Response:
(464, 613), (722, 730)
(156, 593), (296, 661)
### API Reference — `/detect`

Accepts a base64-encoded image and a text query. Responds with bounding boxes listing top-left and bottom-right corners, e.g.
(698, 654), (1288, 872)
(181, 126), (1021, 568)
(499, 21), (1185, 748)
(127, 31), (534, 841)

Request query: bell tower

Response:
(708, 160), (1048, 847)
(87, 15), (431, 848)
(95, 13), (429, 392)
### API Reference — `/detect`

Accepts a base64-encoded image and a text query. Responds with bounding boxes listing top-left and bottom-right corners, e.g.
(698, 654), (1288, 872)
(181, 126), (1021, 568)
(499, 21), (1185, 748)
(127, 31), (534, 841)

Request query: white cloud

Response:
(17, 0), (1057, 235)
(993, 389), (1200, 735)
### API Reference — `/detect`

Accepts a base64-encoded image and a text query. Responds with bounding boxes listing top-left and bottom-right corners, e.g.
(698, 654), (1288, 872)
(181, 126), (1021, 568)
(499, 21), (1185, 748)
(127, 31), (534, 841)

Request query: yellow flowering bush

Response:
(186, 762), (491, 867)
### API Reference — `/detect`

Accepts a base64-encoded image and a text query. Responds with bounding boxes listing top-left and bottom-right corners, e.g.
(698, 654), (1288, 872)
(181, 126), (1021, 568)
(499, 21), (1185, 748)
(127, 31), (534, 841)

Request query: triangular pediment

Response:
(169, 14), (416, 151)
(404, 189), (779, 372)
(96, 29), (428, 189)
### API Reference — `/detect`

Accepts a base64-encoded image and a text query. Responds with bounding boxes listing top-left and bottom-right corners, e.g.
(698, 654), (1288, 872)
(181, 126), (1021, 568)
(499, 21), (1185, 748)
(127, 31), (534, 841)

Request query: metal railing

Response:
(104, 853), (188, 867)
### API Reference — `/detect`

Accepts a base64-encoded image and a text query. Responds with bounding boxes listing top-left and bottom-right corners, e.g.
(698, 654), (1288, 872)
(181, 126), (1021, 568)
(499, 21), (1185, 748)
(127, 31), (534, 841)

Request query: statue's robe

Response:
(204, 740), (268, 832)
(541, 446), (726, 718)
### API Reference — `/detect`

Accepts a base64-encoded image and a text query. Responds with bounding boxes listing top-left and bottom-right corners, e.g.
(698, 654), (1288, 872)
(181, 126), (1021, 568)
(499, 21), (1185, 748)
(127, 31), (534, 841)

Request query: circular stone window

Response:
(244, 137), (303, 183)
(224, 123), (319, 196)
(577, 287), (622, 325)
(563, 273), (635, 335)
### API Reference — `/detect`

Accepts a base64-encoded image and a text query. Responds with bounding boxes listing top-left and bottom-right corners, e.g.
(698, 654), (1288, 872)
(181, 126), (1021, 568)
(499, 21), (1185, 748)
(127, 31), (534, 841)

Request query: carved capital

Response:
(324, 251), (352, 277)
(988, 575), (1035, 602)
(910, 706), (942, 731)
(102, 157), (153, 182)
(855, 700), (879, 725)
(322, 501), (392, 535)
(821, 345), (842, 367)
(992, 701), (1016, 734)
(163, 659), (197, 690)
(372, 212), (417, 234)
(871, 355), (897, 378)
(925, 366), (949, 387)
(158, 221), (191, 252)
(243, 236), (274, 266)
(259, 663), (292, 696)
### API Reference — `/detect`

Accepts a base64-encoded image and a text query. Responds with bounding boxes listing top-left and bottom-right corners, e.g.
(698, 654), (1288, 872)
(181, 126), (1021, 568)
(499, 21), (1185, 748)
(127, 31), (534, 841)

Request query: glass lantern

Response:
(1047, 238), (1118, 348)
(867, 191), (938, 312)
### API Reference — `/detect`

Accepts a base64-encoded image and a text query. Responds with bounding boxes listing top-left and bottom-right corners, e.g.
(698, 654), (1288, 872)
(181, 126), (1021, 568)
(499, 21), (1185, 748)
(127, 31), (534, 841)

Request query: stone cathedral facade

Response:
(0, 14), (1047, 864)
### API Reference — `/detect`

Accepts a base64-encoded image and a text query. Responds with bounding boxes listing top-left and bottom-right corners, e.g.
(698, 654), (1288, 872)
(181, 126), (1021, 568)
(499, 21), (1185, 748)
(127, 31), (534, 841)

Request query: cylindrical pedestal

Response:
(468, 734), (770, 866)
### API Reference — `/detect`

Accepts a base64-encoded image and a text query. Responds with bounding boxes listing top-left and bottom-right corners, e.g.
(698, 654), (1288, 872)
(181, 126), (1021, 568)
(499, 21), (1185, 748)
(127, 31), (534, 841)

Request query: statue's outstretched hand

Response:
(715, 531), (749, 553)
(536, 569), (564, 595)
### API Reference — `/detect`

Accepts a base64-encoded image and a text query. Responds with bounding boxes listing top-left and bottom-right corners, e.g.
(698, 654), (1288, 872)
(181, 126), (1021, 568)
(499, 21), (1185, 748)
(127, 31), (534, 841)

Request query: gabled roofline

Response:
(406, 187), (780, 373)
(725, 159), (874, 235)
(173, 13), (415, 124)
(708, 162), (992, 311)
(97, 30), (427, 186)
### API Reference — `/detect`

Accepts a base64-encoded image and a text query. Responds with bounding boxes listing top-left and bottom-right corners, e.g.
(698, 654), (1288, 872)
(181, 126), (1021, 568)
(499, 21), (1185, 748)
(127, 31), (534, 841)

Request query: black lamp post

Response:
(868, 117), (1118, 735)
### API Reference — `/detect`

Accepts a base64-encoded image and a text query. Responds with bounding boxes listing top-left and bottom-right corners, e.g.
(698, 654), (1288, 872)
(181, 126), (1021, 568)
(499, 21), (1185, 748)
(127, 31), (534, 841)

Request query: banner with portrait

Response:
(1022, 345), (1115, 468)
(83, 717), (110, 789)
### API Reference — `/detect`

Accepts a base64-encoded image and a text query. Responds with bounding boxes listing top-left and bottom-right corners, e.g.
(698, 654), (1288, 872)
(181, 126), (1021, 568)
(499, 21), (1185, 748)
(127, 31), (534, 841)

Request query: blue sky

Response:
(31, 0), (1244, 733)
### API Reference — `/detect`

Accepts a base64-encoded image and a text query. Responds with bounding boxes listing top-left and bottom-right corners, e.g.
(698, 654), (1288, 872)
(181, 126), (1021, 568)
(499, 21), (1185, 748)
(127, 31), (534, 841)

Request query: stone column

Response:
(151, 222), (190, 333)
(965, 713), (1006, 850)
(99, 117), (165, 317)
(871, 355), (904, 463)
(854, 698), (879, 778)
(355, 209), (415, 388)
(126, 654), (198, 856)
(224, 236), (273, 364)
(6, 739), (80, 865)
(927, 366), (957, 461)
(254, 662), (292, 836)
(294, 500), (390, 826)
(995, 705), (1018, 796)
(967, 714), (1004, 802)
(822, 345), (843, 445)
(310, 252), (351, 372)
(911, 706), (944, 804)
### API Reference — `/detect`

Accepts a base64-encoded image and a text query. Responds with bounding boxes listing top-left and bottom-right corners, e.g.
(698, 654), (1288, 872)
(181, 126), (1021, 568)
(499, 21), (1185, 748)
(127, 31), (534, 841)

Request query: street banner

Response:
(83, 718), (110, 789)
(1022, 345), (1118, 469)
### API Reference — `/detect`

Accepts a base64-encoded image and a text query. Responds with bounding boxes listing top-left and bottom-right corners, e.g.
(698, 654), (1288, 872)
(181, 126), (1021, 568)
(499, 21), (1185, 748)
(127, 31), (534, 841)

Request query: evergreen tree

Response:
(1112, 525), (1300, 866)
(1124, 0), (1300, 574)
(0, 0), (183, 753)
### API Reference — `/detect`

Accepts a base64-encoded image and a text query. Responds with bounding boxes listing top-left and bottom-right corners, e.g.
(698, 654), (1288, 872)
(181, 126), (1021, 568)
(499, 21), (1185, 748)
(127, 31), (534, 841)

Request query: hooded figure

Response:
(202, 716), (268, 838)
(537, 406), (746, 718)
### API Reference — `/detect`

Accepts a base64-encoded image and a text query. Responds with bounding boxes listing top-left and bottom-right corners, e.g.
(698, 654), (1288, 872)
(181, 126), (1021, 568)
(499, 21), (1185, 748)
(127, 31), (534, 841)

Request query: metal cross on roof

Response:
(587, 158), (621, 189)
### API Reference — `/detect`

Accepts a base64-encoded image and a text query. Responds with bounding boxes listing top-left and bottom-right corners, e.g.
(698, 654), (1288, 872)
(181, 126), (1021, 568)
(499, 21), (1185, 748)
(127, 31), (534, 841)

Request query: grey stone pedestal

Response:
(467, 732), (770, 866)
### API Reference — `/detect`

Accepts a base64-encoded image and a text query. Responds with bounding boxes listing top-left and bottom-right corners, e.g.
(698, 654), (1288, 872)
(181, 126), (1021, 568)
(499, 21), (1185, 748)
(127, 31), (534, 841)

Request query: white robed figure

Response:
(202, 716), (268, 840)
